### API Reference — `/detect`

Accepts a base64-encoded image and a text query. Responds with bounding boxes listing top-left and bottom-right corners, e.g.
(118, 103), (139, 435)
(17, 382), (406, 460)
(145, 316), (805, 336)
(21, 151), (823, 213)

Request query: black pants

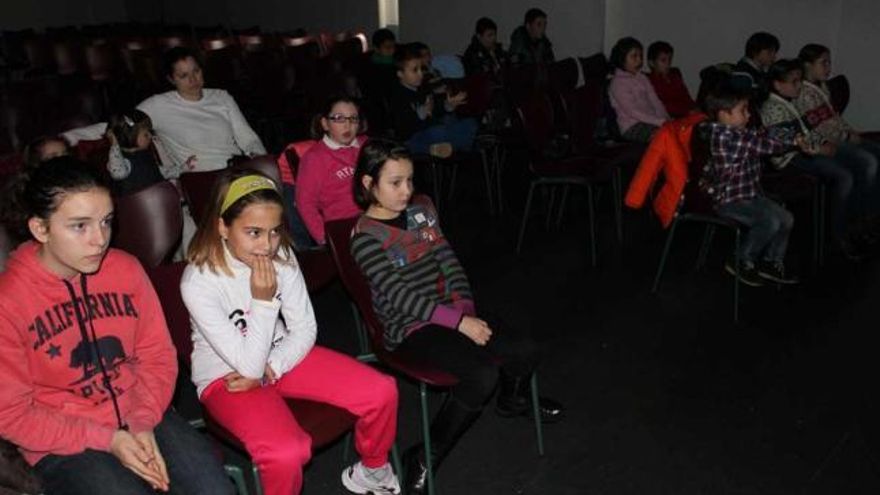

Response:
(395, 318), (539, 408)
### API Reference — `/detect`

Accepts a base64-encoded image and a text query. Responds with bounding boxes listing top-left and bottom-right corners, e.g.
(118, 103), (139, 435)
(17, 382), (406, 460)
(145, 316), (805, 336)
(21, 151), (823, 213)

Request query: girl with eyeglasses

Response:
(294, 96), (369, 244)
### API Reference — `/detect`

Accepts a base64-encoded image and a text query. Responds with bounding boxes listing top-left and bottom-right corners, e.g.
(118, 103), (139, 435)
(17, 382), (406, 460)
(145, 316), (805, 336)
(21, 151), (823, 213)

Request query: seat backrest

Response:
(827, 74), (849, 115)
(515, 92), (556, 154)
(179, 169), (224, 225)
(324, 216), (384, 350)
(548, 57), (579, 93)
(578, 52), (610, 82)
(453, 72), (493, 118)
(235, 153), (281, 185)
(113, 180), (183, 268)
(147, 261), (192, 362)
(561, 79), (603, 154)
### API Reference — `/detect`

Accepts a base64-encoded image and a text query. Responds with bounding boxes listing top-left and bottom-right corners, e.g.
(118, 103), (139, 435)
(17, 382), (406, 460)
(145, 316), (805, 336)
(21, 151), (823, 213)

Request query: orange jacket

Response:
(624, 113), (707, 227)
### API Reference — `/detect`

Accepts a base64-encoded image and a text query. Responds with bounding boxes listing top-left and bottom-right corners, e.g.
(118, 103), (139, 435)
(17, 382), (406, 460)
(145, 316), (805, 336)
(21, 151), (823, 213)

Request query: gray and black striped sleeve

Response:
(350, 232), (441, 322)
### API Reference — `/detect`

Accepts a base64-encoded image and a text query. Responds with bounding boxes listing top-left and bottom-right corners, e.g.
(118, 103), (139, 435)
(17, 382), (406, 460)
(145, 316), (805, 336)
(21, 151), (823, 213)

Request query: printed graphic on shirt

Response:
(335, 166), (354, 180)
(24, 292), (139, 405)
(28, 292), (139, 351)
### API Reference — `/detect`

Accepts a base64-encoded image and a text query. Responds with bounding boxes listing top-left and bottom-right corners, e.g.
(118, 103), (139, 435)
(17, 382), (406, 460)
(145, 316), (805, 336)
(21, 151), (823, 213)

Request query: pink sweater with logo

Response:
(295, 135), (367, 243)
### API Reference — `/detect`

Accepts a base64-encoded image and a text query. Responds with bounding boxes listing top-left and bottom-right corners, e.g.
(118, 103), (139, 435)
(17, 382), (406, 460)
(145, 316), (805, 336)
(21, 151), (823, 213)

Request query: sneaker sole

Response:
(723, 264), (763, 287)
(341, 467), (401, 495)
(756, 272), (799, 285)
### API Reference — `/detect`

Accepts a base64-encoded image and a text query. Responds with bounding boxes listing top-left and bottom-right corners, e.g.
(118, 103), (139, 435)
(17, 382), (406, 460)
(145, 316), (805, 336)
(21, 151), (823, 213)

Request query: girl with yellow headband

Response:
(182, 169), (401, 495)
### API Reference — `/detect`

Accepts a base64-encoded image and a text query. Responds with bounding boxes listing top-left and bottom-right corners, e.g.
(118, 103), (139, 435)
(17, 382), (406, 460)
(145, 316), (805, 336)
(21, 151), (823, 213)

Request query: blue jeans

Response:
(405, 115), (479, 154)
(836, 141), (880, 216)
(791, 153), (853, 238)
(716, 196), (794, 264)
(35, 410), (234, 495)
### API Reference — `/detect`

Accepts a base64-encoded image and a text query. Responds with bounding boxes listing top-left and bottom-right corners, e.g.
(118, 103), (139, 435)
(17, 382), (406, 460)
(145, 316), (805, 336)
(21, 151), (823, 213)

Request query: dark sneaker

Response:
(724, 259), (764, 287)
(839, 238), (867, 262)
(756, 260), (800, 285)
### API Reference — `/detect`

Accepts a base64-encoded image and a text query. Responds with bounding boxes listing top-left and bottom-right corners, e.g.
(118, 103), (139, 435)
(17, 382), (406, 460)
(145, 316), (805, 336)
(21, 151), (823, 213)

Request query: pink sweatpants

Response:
(200, 346), (399, 495)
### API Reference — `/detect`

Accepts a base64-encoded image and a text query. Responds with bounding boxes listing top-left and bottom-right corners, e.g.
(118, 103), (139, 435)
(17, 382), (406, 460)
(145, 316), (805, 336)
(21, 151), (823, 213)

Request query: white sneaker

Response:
(341, 461), (401, 494)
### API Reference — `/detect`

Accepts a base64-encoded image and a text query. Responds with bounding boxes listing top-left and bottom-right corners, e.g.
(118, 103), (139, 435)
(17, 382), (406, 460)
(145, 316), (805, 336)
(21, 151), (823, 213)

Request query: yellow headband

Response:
(220, 175), (277, 215)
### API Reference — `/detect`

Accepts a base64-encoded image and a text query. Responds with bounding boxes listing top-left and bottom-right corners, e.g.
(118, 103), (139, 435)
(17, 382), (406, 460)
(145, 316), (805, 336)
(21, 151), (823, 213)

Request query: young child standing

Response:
(609, 37), (670, 143)
(295, 96), (368, 245)
(350, 139), (563, 495)
(182, 170), (400, 495)
(0, 157), (232, 495)
(646, 41), (696, 118)
(761, 59), (875, 259)
(699, 84), (804, 285)
(390, 44), (478, 157)
(508, 8), (555, 66)
(463, 17), (510, 80)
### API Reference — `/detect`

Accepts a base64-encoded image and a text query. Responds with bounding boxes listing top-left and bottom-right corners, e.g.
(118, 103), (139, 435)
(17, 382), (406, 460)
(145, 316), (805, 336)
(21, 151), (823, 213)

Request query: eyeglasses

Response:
(327, 114), (360, 124)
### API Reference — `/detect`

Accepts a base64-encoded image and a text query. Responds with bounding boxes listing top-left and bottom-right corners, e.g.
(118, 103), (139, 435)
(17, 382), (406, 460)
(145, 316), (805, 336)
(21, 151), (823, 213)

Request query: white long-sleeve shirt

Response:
(180, 248), (316, 397)
(138, 89), (266, 172)
(63, 88), (266, 175)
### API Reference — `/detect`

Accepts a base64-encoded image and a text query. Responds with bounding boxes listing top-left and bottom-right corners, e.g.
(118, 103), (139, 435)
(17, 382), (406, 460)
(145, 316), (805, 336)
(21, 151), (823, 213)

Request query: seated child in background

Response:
(608, 37), (669, 143)
(23, 135), (71, 170)
(732, 31), (779, 103)
(797, 43), (880, 197)
(390, 44), (477, 157)
(762, 58), (878, 258)
(699, 83), (805, 286)
(410, 42), (445, 93)
(105, 110), (166, 196)
(646, 41), (697, 118)
(294, 96), (367, 245)
(106, 109), (197, 257)
(371, 28), (397, 66)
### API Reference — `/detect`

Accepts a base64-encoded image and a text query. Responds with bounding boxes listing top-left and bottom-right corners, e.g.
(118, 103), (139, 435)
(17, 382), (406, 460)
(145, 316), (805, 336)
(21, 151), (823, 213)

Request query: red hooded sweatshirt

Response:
(0, 242), (177, 465)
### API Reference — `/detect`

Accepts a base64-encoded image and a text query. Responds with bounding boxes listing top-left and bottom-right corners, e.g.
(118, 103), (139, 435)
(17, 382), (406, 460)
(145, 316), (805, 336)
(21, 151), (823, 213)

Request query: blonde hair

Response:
(186, 168), (295, 276)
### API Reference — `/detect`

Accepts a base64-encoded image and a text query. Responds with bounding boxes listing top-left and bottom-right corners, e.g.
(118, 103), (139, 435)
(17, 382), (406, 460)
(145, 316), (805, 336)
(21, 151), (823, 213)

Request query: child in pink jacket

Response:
(295, 96), (368, 244)
(609, 37), (670, 143)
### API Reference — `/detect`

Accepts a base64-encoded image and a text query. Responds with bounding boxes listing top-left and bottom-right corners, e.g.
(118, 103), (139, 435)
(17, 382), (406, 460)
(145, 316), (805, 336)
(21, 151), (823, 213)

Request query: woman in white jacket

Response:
(181, 169), (400, 495)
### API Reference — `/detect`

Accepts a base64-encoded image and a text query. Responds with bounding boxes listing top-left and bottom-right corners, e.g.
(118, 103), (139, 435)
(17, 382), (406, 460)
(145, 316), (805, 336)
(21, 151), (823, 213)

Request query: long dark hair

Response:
(1, 156), (110, 245)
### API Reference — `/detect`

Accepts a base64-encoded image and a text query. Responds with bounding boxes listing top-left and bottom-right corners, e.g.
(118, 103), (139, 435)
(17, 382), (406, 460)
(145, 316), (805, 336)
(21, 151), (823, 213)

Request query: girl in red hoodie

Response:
(294, 96), (368, 244)
(0, 157), (232, 495)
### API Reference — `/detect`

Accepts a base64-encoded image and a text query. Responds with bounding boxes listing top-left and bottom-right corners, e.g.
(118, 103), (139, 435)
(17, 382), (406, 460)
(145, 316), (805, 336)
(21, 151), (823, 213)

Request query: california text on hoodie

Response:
(0, 242), (177, 465)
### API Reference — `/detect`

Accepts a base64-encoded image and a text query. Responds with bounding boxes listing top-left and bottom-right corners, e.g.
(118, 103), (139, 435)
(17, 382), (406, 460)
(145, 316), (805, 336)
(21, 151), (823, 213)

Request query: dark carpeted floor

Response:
(190, 153), (880, 494)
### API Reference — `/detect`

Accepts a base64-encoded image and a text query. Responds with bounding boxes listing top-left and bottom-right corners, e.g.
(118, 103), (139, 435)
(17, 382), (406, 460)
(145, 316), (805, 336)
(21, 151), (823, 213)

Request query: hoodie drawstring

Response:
(63, 276), (128, 431)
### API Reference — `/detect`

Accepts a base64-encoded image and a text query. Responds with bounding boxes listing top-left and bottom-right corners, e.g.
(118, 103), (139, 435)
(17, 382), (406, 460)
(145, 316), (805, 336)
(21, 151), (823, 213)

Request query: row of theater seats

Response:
(0, 23), (369, 155)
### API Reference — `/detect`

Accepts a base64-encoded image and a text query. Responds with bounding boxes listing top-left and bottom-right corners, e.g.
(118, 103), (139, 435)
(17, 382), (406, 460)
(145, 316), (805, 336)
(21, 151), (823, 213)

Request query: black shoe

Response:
(839, 238), (867, 262)
(402, 446), (429, 495)
(495, 375), (564, 423)
(724, 259), (764, 287)
(756, 260), (800, 285)
(403, 397), (482, 494)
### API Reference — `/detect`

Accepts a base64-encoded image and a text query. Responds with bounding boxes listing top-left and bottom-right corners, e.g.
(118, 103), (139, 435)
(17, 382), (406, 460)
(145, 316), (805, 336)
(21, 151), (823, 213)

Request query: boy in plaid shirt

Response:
(698, 84), (809, 286)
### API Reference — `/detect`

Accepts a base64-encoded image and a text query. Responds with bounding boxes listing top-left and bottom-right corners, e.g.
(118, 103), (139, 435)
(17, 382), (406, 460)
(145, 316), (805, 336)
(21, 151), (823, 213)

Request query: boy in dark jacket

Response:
(509, 8), (555, 65)
(463, 17), (510, 80)
(390, 44), (478, 156)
